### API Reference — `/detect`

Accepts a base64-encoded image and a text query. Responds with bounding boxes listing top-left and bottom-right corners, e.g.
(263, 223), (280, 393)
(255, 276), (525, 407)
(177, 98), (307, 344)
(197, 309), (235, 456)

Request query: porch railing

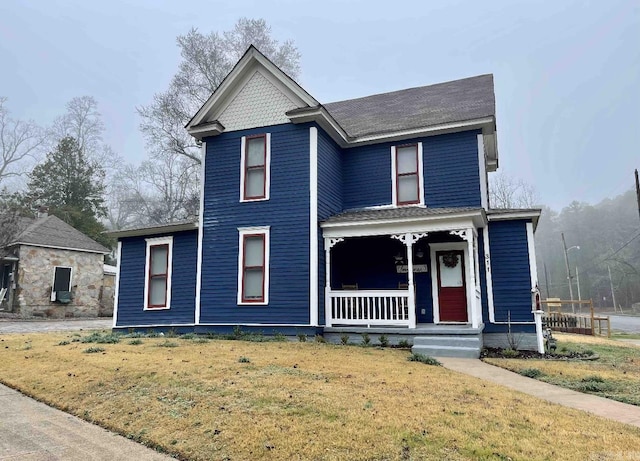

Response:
(326, 289), (411, 327)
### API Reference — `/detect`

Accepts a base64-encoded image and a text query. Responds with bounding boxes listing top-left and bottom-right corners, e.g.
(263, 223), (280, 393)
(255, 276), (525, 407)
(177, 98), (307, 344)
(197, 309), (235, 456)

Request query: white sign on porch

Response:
(395, 264), (429, 273)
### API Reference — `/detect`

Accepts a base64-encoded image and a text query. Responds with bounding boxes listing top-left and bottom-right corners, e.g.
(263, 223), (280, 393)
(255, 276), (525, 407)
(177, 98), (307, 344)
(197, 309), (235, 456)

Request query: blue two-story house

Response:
(110, 46), (543, 358)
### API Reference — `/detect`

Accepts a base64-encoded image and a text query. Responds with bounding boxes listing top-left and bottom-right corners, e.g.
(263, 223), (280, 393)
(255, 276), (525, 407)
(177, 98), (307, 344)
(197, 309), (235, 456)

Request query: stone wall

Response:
(15, 245), (105, 318)
(99, 273), (115, 317)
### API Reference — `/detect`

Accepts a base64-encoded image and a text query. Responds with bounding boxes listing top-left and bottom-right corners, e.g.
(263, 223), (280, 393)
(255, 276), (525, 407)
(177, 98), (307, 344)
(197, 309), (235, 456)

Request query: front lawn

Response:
(1, 331), (639, 460)
(484, 333), (640, 406)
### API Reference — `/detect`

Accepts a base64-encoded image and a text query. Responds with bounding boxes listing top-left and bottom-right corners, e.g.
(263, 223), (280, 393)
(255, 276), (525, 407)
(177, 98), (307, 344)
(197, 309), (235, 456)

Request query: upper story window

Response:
(240, 133), (271, 202)
(144, 236), (173, 310)
(391, 143), (424, 206)
(237, 226), (270, 305)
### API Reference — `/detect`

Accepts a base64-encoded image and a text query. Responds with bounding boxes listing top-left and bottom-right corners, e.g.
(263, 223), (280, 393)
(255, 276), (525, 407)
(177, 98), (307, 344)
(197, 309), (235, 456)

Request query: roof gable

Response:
(10, 215), (110, 254)
(187, 46), (318, 139)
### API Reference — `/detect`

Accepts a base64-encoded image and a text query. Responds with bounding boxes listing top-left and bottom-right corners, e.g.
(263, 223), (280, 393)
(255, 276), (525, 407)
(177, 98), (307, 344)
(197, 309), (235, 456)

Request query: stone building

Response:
(0, 214), (111, 318)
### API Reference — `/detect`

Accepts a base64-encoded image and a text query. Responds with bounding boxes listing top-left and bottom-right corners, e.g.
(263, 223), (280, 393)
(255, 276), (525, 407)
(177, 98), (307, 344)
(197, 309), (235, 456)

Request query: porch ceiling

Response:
(321, 206), (486, 238)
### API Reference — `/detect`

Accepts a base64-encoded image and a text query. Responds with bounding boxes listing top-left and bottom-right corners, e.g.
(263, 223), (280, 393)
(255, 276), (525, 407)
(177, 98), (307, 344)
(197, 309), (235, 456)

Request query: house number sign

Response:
(396, 264), (429, 273)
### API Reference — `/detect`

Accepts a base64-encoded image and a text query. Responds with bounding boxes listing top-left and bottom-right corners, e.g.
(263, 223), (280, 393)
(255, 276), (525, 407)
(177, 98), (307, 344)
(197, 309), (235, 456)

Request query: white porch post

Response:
(391, 232), (427, 329)
(324, 237), (343, 327)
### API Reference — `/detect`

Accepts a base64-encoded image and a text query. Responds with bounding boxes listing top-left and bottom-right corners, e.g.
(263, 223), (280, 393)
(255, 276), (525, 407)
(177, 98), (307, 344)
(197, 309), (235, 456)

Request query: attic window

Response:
(240, 134), (271, 201)
(392, 143), (424, 206)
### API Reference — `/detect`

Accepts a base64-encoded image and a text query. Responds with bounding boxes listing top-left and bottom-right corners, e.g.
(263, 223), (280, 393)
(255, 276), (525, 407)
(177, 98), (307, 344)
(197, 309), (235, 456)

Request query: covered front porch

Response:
(321, 207), (487, 330)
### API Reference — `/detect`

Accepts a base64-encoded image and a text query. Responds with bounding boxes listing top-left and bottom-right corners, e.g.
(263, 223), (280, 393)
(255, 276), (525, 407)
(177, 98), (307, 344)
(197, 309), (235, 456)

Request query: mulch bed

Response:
(481, 348), (597, 360)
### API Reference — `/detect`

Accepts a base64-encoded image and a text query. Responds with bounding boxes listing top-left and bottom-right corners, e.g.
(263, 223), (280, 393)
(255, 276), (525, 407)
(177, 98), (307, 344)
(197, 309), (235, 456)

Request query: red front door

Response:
(436, 250), (468, 322)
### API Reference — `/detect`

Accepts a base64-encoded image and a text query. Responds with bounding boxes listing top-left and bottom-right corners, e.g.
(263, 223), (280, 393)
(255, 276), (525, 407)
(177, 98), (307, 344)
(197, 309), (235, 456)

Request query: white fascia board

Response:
(487, 210), (541, 230)
(16, 242), (110, 255)
(108, 222), (198, 239)
(290, 112), (495, 149)
(321, 216), (482, 239)
(187, 48), (318, 132)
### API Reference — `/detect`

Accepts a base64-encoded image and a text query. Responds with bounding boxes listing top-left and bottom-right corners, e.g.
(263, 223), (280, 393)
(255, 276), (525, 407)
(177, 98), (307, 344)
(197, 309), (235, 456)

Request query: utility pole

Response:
(576, 266), (581, 312)
(561, 232), (575, 313)
(635, 169), (640, 223)
(607, 265), (619, 313)
(543, 261), (551, 299)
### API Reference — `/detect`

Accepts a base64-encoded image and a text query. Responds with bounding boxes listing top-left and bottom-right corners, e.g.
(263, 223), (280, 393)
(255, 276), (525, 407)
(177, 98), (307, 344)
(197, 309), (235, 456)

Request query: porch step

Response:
(412, 335), (483, 359)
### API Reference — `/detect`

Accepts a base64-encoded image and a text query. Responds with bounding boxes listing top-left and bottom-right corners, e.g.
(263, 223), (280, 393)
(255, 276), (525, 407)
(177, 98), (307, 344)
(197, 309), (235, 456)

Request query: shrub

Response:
(238, 356), (251, 363)
(378, 335), (389, 347)
(397, 339), (411, 349)
(340, 334), (350, 345)
(81, 332), (121, 344)
(519, 368), (543, 378)
(297, 334), (307, 343)
(502, 348), (520, 358)
(315, 335), (326, 343)
(361, 333), (371, 346)
(407, 353), (441, 366)
(273, 332), (287, 342)
(56, 340), (70, 346)
(128, 339), (143, 345)
(83, 347), (105, 354)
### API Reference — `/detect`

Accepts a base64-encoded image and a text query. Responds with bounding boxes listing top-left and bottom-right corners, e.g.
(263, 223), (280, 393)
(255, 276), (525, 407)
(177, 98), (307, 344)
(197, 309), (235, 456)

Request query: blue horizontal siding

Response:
(115, 230), (197, 326)
(317, 128), (343, 325)
(424, 130), (482, 208)
(342, 130), (482, 209)
(488, 220), (533, 323)
(200, 123), (311, 324)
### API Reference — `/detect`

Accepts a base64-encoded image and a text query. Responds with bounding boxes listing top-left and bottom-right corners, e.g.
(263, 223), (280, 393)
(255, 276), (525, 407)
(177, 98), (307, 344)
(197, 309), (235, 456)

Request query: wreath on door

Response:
(442, 252), (459, 268)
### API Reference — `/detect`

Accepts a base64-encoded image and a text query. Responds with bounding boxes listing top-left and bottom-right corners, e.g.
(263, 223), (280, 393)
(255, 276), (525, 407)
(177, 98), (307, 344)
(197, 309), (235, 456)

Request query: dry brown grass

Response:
(1, 331), (639, 460)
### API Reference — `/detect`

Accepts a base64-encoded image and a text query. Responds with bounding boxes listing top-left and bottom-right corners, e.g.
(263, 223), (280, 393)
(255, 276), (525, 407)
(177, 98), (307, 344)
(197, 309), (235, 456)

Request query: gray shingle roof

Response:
(323, 74), (495, 139)
(10, 215), (110, 254)
(322, 206), (483, 225)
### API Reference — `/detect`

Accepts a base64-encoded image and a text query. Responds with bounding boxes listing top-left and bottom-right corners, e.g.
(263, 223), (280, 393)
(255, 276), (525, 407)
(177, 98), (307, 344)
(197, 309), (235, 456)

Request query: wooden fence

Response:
(540, 299), (610, 337)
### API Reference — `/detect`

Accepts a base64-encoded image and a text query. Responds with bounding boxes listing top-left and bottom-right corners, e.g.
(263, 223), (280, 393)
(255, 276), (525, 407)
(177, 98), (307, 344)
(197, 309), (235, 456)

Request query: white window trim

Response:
(50, 266), (73, 302)
(391, 142), (424, 207)
(240, 133), (271, 202)
(237, 226), (270, 305)
(144, 236), (173, 310)
(477, 134), (489, 210)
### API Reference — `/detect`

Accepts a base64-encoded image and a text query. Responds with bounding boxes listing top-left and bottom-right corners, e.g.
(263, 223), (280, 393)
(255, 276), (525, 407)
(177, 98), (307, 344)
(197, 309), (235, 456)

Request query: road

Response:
(608, 315), (640, 334)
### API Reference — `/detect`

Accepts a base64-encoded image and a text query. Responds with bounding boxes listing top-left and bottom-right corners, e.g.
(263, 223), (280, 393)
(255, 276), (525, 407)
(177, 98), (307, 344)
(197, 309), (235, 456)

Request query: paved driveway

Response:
(0, 319), (112, 334)
(609, 314), (640, 334)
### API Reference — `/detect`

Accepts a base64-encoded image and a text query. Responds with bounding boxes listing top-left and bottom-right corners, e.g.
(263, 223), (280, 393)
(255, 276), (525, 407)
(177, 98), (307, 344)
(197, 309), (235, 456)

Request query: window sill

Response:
(237, 301), (269, 306)
(240, 197), (270, 203)
(143, 306), (171, 311)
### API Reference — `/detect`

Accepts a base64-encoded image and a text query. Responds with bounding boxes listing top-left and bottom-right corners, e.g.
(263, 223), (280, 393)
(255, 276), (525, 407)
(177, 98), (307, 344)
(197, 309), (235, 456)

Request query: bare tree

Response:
(51, 96), (104, 157)
(0, 98), (46, 189)
(489, 172), (539, 209)
(138, 18), (301, 166)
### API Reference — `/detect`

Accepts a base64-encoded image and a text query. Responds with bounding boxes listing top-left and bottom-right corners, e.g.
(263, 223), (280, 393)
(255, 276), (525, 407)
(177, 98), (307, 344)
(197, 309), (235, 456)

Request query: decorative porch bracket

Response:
(390, 232), (427, 329)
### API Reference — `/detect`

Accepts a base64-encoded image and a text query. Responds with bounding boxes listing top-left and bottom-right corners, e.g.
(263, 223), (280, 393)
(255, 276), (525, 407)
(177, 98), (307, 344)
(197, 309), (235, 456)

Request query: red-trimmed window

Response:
(147, 244), (169, 308)
(395, 144), (420, 205)
(241, 234), (266, 302)
(243, 134), (267, 200)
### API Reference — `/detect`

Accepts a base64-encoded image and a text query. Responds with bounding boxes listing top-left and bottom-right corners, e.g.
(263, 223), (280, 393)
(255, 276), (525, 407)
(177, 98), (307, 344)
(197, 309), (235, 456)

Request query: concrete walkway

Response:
(0, 319), (112, 334)
(439, 357), (640, 429)
(0, 384), (172, 461)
